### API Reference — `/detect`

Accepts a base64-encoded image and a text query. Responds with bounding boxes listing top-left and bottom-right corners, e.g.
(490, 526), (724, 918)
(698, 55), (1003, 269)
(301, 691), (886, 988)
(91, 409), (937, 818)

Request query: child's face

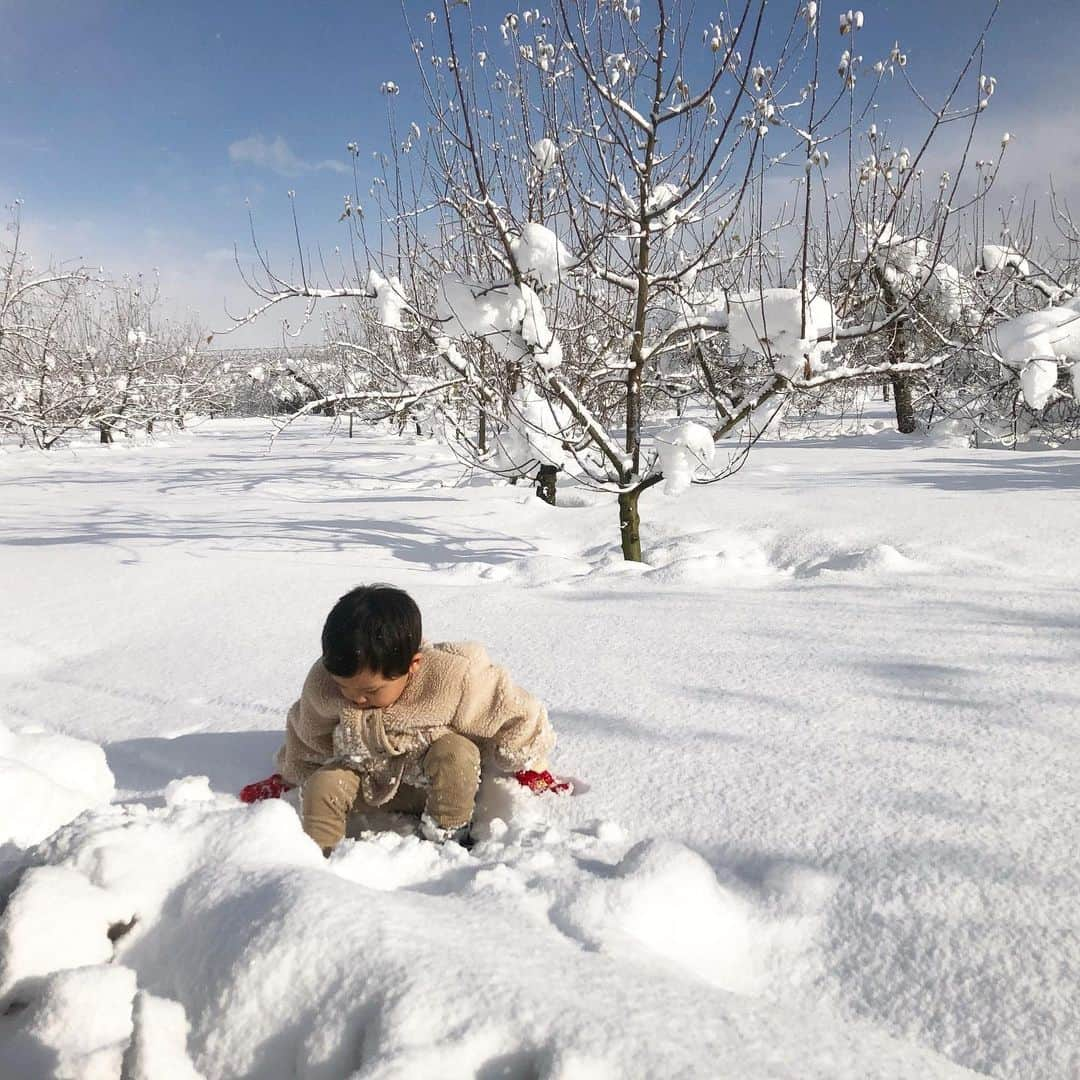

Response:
(330, 654), (421, 710)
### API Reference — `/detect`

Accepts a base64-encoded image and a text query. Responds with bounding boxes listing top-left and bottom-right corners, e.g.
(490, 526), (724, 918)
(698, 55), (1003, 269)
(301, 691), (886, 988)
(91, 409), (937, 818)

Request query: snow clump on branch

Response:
(510, 223), (572, 288)
(1019, 360), (1060, 411)
(655, 421), (716, 495)
(995, 307), (1080, 367)
(726, 288), (838, 379)
(631, 182), (685, 230)
(368, 268), (408, 329)
(666, 286), (728, 336)
(437, 278), (563, 370)
(994, 305), (1080, 409)
(489, 386), (575, 474)
(981, 243), (1032, 278)
(867, 223), (969, 324)
(530, 138), (559, 172)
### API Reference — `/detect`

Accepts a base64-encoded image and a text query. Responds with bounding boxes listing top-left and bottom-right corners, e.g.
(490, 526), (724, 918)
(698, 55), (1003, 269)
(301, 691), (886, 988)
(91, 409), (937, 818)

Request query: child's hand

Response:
(239, 774), (294, 803)
(514, 769), (572, 795)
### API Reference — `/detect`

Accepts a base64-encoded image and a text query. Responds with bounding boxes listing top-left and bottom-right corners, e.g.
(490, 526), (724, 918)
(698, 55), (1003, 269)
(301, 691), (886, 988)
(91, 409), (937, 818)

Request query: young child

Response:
(274, 584), (556, 853)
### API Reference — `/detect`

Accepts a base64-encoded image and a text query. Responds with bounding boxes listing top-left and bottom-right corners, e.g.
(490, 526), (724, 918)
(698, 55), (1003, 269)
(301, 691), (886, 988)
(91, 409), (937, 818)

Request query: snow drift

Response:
(0, 781), (975, 1079)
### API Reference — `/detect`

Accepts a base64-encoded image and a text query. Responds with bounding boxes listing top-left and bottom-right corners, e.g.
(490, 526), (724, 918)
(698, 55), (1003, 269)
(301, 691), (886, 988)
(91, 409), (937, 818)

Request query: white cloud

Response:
(0, 133), (53, 155)
(228, 134), (348, 176)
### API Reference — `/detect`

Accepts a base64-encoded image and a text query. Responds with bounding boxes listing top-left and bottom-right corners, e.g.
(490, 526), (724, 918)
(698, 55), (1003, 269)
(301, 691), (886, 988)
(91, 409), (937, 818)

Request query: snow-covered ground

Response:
(1, 413), (1077, 1079)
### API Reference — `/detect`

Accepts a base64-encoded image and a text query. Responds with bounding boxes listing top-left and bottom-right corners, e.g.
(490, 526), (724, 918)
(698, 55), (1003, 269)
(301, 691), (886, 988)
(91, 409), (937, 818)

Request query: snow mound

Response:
(0, 865), (134, 1003)
(449, 523), (932, 590)
(644, 533), (778, 585)
(127, 990), (205, 1080)
(0, 721), (115, 848)
(643, 528), (931, 585)
(163, 774), (215, 807)
(926, 418), (976, 448)
(481, 553), (593, 586)
(2, 964), (138, 1080)
(1, 962), (204, 1080)
(795, 542), (929, 577)
(329, 829), (471, 891)
(549, 839), (772, 994)
(0, 788), (972, 1078)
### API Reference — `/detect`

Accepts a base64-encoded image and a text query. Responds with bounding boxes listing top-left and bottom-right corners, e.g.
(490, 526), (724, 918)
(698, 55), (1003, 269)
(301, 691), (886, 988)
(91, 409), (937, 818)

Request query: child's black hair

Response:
(320, 584), (422, 678)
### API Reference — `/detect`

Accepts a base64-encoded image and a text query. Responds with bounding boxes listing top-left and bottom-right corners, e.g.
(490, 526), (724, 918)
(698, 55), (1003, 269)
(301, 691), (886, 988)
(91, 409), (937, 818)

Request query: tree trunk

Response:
(348, 413), (354, 438)
(890, 371), (917, 433)
(625, 374), (641, 471)
(536, 464), (558, 506)
(872, 270), (918, 434)
(478, 410), (487, 453)
(99, 424), (113, 445)
(618, 488), (643, 562)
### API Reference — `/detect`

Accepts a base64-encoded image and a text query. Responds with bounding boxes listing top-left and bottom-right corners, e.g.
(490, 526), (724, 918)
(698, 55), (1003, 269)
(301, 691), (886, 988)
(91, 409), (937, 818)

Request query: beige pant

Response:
(302, 733), (481, 851)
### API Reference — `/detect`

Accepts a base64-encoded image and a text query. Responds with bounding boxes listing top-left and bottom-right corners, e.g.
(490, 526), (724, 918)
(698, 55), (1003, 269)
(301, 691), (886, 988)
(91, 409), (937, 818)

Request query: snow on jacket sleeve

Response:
(274, 661), (341, 786)
(451, 645), (555, 773)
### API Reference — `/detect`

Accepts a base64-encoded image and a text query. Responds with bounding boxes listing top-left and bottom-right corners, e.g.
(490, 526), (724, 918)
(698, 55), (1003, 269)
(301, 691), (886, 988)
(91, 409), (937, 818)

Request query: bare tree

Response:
(224, 1), (1008, 559)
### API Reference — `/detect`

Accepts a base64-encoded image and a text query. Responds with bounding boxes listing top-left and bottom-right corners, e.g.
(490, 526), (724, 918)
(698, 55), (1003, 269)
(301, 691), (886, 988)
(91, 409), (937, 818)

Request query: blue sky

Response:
(3, 0), (1078, 346)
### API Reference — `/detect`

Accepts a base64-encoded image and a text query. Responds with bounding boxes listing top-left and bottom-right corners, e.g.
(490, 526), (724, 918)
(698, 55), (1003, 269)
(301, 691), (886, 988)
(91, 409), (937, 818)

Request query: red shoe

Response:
(239, 773), (294, 803)
(514, 769), (573, 795)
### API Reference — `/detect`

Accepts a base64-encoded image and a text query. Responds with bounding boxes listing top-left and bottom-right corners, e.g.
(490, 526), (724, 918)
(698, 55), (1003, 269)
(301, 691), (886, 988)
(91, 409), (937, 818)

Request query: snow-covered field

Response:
(1, 414), (1077, 1079)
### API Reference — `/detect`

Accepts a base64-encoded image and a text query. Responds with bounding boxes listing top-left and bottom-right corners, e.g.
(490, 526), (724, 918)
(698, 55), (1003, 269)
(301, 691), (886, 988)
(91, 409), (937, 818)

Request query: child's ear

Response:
(408, 652), (423, 675)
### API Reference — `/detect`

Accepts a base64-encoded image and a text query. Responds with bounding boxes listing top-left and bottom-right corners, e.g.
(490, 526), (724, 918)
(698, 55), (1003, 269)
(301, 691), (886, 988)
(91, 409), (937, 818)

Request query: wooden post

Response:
(536, 464), (558, 506)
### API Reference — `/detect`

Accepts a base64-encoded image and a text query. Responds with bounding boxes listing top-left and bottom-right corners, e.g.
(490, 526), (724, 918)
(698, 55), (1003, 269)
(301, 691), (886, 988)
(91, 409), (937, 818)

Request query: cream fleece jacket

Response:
(275, 641), (554, 805)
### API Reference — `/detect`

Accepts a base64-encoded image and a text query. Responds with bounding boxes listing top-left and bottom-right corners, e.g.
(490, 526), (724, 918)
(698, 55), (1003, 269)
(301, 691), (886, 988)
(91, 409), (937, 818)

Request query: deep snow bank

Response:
(0, 781), (975, 1079)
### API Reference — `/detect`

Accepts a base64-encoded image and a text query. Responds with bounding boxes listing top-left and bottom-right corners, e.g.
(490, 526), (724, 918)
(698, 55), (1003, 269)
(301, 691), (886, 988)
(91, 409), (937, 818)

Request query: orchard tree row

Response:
(0, 210), (222, 447)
